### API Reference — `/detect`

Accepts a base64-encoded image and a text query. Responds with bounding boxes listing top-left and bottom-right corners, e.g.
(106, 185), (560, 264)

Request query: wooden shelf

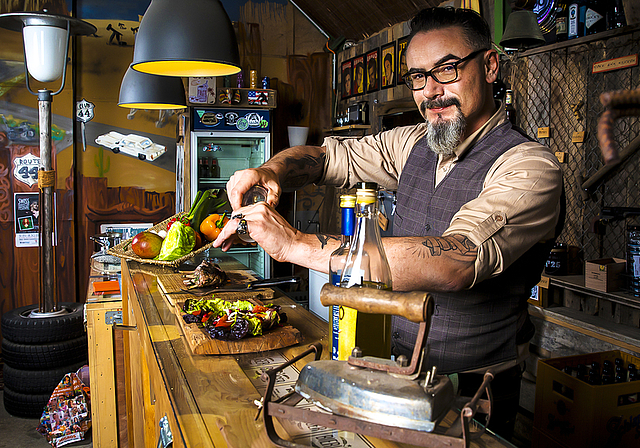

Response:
(519, 24), (640, 57)
(329, 124), (371, 131)
(188, 88), (277, 109)
(544, 273), (640, 311)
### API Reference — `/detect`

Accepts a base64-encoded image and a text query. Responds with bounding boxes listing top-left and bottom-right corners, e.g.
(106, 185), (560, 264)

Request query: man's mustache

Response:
(420, 97), (461, 115)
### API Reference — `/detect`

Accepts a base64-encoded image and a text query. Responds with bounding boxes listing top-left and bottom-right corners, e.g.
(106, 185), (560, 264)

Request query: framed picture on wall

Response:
(365, 48), (380, 93)
(397, 35), (410, 84)
(341, 59), (353, 99)
(352, 55), (365, 96)
(381, 42), (396, 88)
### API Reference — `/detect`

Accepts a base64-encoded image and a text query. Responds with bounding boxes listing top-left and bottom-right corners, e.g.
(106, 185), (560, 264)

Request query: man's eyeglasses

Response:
(402, 48), (489, 90)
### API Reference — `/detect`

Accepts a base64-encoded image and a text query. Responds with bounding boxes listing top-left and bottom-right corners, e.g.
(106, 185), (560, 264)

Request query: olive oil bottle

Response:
(339, 182), (392, 360)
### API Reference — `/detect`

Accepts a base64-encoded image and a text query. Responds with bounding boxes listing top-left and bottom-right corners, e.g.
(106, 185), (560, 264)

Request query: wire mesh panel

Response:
(508, 31), (640, 265)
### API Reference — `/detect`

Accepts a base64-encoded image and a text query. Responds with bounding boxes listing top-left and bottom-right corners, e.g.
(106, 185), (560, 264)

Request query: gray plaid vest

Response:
(392, 121), (557, 373)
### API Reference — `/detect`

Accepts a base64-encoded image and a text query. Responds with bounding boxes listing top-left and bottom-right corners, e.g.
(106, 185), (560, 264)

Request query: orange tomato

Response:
(199, 213), (229, 241)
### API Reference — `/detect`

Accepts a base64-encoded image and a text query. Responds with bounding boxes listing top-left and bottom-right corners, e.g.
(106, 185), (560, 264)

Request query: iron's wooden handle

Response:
(319, 284), (433, 323)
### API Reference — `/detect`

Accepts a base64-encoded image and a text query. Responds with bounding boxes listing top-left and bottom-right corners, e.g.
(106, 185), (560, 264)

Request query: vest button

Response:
(424, 224), (431, 232)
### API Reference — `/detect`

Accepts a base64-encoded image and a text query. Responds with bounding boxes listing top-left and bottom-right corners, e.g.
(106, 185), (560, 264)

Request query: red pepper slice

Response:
(253, 305), (270, 313)
(215, 314), (232, 327)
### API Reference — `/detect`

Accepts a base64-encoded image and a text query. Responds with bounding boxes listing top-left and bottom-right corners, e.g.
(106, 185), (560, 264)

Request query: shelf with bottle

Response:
(187, 88), (277, 109)
(521, 2), (636, 57)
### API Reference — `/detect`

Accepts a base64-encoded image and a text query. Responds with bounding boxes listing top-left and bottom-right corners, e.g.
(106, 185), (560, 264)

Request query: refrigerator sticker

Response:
(224, 111), (239, 126)
(245, 112), (263, 127)
(235, 117), (249, 131)
(247, 90), (269, 106)
(200, 112), (223, 127)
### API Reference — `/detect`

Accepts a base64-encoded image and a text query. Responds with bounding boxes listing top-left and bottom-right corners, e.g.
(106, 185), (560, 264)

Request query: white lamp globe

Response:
(23, 25), (67, 82)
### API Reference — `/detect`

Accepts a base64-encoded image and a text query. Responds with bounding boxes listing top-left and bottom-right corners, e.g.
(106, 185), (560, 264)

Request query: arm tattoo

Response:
(316, 233), (340, 249)
(411, 235), (477, 260)
(281, 153), (326, 190)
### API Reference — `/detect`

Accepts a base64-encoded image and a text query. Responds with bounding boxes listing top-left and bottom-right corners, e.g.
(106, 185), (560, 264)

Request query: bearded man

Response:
(214, 7), (564, 440)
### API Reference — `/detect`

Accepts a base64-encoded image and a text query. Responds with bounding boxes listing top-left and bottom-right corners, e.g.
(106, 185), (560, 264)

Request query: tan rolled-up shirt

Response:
(320, 104), (564, 287)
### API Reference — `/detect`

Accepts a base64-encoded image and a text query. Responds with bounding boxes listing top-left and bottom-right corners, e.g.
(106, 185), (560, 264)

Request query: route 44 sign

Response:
(13, 153), (40, 187)
(76, 99), (94, 123)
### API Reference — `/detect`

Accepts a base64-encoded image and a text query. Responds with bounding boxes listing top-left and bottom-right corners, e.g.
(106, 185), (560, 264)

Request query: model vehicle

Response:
(95, 131), (166, 161)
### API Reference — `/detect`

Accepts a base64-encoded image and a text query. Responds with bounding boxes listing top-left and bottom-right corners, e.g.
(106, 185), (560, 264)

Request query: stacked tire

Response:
(1, 302), (87, 418)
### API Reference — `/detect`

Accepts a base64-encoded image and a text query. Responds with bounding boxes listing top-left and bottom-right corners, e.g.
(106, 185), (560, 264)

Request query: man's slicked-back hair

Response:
(408, 7), (492, 52)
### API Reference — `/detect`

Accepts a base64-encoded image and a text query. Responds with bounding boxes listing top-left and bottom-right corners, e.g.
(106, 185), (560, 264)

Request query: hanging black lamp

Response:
(118, 67), (187, 109)
(500, 10), (546, 50)
(131, 0), (241, 77)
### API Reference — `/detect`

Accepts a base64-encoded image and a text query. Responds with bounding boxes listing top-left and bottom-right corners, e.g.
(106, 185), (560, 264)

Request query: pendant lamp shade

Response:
(131, 0), (241, 77)
(118, 67), (186, 109)
(499, 10), (546, 50)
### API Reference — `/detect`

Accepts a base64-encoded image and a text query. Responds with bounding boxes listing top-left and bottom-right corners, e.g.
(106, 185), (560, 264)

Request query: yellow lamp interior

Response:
(118, 102), (187, 109)
(132, 60), (241, 77)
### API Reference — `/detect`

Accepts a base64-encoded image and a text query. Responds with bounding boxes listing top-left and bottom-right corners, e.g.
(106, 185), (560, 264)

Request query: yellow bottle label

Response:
(338, 306), (357, 360)
(337, 304), (392, 360)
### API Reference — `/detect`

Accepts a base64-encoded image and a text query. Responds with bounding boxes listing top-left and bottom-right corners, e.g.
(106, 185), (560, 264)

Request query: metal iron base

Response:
(259, 344), (494, 448)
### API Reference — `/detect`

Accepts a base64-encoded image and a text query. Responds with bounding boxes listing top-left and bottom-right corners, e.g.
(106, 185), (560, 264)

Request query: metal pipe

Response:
(38, 89), (56, 313)
(288, 0), (337, 93)
(581, 134), (640, 200)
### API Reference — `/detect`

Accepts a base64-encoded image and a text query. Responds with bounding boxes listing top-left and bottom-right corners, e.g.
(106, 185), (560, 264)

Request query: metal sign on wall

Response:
(13, 153), (39, 187)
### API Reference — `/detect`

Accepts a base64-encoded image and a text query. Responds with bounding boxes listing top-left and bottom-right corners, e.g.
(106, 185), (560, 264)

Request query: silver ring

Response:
(237, 219), (248, 235)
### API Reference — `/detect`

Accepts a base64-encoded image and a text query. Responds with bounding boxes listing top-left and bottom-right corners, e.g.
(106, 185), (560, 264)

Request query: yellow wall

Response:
(76, 18), (178, 192)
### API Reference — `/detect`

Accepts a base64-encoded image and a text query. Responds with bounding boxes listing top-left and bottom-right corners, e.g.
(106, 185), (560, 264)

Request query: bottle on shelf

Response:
(198, 158), (208, 178)
(585, 0), (607, 35)
(568, 1), (585, 39)
(329, 194), (357, 360)
(607, 0), (626, 29)
(556, 2), (569, 42)
(505, 89), (517, 126)
(209, 158), (218, 178)
(338, 182), (393, 360)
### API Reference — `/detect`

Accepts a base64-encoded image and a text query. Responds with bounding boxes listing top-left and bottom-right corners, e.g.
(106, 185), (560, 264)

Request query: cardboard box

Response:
(584, 258), (626, 292)
(533, 350), (640, 448)
(188, 77), (216, 104)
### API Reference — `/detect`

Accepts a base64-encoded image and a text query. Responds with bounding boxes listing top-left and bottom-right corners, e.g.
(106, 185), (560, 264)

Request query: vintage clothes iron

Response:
(259, 284), (494, 448)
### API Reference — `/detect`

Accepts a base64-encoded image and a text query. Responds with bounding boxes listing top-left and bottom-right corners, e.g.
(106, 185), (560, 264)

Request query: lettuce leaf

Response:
(156, 221), (196, 261)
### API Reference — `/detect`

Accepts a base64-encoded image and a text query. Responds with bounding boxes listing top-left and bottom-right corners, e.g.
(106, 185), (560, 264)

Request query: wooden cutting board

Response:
(174, 299), (303, 355)
(157, 270), (276, 306)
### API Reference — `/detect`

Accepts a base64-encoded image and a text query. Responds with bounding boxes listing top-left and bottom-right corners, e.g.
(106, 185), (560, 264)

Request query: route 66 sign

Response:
(13, 153), (40, 187)
(76, 99), (95, 123)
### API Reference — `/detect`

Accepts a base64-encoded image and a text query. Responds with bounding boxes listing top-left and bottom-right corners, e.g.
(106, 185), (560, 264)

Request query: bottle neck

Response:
(341, 206), (355, 237)
(356, 199), (378, 220)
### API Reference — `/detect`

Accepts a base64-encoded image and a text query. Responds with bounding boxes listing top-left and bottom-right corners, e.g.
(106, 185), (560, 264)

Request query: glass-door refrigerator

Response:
(190, 108), (271, 278)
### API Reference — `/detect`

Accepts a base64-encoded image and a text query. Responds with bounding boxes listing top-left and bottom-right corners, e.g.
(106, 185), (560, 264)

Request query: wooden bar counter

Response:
(120, 258), (514, 448)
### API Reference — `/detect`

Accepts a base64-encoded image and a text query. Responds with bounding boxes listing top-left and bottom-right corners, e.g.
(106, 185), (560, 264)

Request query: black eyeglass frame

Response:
(402, 48), (490, 90)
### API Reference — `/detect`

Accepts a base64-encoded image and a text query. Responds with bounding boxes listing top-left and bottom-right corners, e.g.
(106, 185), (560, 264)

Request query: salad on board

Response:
(182, 297), (288, 341)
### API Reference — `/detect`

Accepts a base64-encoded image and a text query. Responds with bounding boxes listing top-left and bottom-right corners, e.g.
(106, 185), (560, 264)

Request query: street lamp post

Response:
(0, 10), (95, 315)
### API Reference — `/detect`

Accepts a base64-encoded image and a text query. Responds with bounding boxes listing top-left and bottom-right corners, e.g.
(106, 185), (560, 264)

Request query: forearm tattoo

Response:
(316, 233), (340, 249)
(280, 153), (326, 190)
(411, 234), (477, 260)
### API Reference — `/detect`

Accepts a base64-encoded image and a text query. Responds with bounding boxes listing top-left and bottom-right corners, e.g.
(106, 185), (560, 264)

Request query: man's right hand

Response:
(226, 167), (282, 211)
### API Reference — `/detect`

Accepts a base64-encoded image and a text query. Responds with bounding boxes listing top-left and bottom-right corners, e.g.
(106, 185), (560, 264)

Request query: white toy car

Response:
(95, 131), (166, 161)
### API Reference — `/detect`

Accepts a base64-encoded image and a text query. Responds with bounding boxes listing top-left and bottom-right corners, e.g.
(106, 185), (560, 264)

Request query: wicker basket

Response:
(107, 213), (216, 267)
